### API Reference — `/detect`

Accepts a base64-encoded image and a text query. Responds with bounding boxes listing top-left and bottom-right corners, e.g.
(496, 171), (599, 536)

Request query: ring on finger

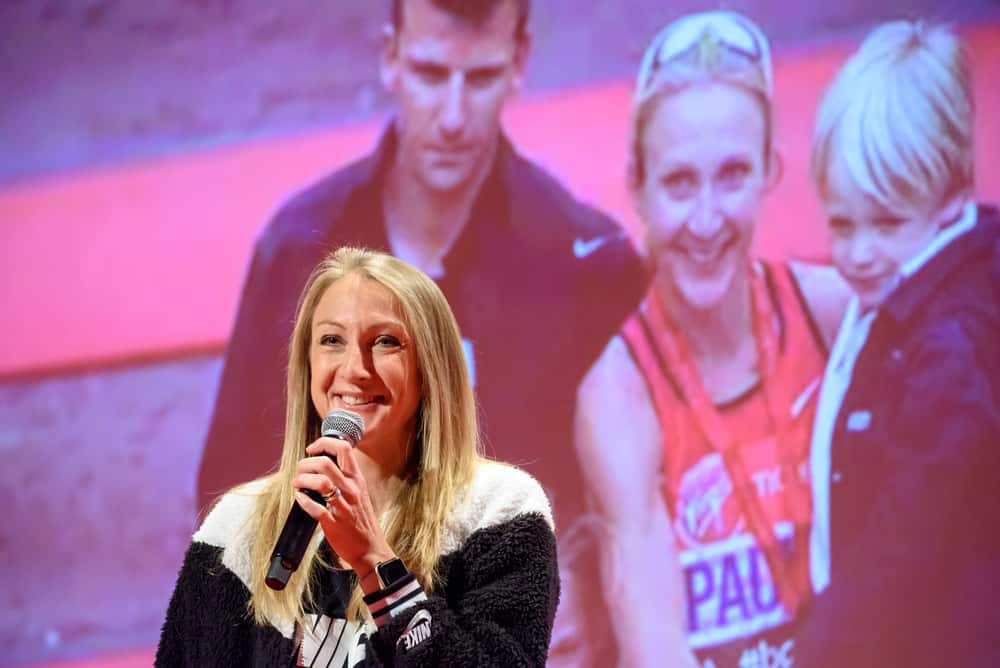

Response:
(323, 486), (341, 505)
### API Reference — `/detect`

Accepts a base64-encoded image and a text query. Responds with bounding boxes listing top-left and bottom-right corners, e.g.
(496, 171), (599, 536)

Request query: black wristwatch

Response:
(375, 557), (409, 589)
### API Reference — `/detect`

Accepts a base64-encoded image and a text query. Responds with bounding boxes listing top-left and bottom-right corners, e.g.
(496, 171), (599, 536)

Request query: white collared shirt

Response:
(808, 201), (978, 594)
(900, 200), (979, 279)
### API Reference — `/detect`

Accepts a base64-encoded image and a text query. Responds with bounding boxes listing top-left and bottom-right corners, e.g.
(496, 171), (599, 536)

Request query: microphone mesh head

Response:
(321, 409), (365, 447)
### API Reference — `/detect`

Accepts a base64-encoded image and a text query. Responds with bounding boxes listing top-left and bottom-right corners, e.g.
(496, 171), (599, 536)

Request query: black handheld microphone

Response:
(265, 408), (365, 590)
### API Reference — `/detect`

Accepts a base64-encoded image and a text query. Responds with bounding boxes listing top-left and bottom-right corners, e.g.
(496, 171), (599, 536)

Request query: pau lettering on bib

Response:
(667, 431), (811, 649)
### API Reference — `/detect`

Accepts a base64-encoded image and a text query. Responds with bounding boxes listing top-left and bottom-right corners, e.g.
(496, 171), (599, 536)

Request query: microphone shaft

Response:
(264, 410), (363, 590)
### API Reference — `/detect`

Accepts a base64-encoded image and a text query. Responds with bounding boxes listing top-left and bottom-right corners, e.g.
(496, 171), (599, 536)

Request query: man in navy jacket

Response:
(196, 2), (644, 665)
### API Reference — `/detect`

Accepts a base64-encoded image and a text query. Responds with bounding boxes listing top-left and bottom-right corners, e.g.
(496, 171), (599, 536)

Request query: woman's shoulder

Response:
(189, 478), (270, 591)
(583, 332), (636, 382)
(463, 460), (553, 529)
(194, 478), (269, 548)
(440, 460), (554, 554)
(577, 333), (658, 448)
(783, 259), (852, 348)
(579, 333), (647, 409)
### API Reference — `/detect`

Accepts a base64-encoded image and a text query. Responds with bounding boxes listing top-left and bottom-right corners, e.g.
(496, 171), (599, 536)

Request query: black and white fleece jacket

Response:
(156, 460), (559, 667)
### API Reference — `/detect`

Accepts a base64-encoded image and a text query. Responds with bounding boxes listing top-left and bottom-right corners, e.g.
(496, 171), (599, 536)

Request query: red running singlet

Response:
(621, 261), (827, 662)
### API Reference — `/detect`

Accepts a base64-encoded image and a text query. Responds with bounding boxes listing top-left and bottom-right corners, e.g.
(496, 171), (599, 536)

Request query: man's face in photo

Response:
(381, 0), (529, 194)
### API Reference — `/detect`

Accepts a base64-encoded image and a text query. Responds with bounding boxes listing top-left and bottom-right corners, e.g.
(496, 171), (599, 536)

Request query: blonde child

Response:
(802, 20), (1000, 667)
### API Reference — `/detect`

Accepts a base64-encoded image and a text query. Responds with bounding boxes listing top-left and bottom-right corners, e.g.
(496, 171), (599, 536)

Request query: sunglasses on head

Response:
(636, 11), (773, 97)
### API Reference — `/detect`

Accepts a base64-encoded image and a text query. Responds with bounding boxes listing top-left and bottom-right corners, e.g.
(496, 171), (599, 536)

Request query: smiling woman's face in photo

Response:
(637, 82), (769, 310)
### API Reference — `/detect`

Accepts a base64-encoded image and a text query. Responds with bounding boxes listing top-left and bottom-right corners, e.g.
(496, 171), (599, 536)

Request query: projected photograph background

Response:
(2, 1), (999, 667)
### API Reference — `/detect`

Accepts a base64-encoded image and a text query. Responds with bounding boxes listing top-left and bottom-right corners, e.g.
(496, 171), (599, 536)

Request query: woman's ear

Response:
(627, 160), (644, 219)
(764, 148), (784, 192)
(380, 23), (400, 93)
(627, 164), (655, 261)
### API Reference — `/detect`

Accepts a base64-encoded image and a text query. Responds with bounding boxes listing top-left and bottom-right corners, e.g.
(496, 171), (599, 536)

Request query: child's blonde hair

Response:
(812, 20), (974, 214)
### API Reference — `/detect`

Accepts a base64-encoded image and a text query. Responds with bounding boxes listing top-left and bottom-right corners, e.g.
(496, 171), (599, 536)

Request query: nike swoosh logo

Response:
(790, 377), (821, 418)
(573, 235), (610, 259)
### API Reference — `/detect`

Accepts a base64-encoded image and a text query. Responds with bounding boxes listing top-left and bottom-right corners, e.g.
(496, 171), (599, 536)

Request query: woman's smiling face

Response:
(636, 82), (769, 309)
(309, 273), (422, 454)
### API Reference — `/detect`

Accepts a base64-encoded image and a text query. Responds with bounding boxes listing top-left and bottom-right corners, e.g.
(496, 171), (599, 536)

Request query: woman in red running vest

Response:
(574, 11), (848, 668)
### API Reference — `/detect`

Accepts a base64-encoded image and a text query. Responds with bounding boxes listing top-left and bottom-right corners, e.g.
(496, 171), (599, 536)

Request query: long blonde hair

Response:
(245, 246), (481, 627)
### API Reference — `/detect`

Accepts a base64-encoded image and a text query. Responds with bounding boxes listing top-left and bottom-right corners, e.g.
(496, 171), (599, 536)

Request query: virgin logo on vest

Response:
(674, 452), (745, 547)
